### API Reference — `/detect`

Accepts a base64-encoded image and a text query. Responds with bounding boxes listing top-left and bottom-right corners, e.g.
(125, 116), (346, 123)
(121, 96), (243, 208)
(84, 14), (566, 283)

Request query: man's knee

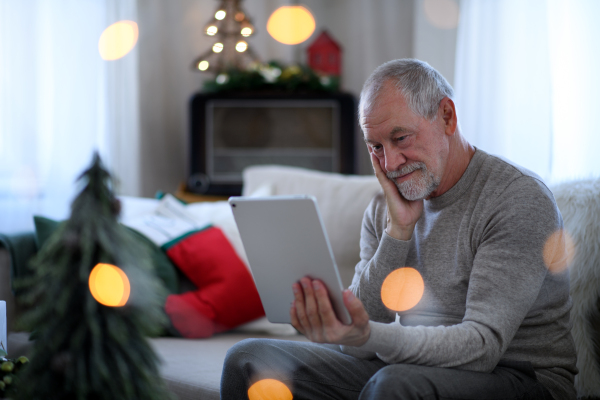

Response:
(223, 338), (269, 374)
(360, 364), (437, 400)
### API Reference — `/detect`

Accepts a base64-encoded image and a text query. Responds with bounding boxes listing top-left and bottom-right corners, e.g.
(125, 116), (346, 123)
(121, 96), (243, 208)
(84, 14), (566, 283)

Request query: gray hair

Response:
(359, 59), (454, 124)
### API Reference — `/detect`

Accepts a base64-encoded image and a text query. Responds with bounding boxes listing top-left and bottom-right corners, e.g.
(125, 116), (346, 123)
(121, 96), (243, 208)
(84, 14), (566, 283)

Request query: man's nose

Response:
(384, 149), (407, 172)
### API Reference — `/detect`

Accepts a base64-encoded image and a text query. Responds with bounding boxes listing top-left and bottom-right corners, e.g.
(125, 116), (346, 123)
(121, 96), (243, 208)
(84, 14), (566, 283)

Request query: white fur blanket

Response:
(552, 178), (600, 398)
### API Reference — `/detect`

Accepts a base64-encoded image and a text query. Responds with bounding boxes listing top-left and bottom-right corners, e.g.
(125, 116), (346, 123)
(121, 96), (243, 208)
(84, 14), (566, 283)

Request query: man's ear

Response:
(439, 97), (457, 136)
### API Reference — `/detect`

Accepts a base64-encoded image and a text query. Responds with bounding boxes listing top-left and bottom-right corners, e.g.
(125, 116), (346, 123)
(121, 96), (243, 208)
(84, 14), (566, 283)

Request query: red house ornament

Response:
(307, 30), (342, 76)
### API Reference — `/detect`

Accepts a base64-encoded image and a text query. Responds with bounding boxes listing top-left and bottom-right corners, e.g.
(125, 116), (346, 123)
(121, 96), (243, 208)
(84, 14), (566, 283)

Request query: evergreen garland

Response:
(203, 61), (340, 94)
(15, 154), (173, 400)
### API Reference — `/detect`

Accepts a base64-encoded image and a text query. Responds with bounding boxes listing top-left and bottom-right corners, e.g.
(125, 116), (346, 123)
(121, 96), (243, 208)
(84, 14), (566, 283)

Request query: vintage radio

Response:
(187, 92), (357, 195)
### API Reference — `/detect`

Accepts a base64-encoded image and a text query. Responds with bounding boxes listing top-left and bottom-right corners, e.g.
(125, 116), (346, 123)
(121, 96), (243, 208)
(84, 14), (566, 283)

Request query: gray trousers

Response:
(220, 338), (554, 400)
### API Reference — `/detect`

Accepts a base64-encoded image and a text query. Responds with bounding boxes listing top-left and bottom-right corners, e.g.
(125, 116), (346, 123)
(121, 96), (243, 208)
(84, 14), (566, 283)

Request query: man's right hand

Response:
(370, 151), (424, 241)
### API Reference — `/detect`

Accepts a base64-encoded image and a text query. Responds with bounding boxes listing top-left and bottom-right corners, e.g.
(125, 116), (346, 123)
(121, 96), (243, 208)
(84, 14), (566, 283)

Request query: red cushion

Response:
(164, 227), (264, 338)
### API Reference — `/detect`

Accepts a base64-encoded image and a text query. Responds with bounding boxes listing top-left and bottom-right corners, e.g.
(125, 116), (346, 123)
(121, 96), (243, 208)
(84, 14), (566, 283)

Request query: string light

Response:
(206, 25), (218, 36)
(212, 43), (224, 53)
(198, 61), (209, 71)
(236, 41), (248, 52)
(215, 10), (226, 20)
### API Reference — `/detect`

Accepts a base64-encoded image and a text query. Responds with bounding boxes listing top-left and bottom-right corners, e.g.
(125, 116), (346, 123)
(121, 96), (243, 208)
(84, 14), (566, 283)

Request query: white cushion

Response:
(243, 165), (380, 287)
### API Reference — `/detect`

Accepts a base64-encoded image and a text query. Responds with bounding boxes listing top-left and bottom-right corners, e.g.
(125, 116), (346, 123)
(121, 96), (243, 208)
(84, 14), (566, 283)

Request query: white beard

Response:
(387, 162), (440, 200)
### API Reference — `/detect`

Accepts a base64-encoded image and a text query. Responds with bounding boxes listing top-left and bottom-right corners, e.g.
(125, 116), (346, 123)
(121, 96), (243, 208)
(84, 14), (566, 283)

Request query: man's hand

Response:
(370, 151), (423, 241)
(290, 277), (371, 347)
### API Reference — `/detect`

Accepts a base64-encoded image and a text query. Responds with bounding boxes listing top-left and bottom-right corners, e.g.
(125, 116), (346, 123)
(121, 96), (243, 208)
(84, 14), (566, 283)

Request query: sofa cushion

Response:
(242, 165), (380, 287)
(164, 227), (265, 338)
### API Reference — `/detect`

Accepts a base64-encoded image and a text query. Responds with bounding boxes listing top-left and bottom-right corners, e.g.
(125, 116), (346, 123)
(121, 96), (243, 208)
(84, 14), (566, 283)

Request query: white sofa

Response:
(1, 166), (598, 399)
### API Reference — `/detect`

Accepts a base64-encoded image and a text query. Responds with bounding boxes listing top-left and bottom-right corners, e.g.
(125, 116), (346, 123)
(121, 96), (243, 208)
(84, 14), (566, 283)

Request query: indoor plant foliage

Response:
(15, 154), (173, 400)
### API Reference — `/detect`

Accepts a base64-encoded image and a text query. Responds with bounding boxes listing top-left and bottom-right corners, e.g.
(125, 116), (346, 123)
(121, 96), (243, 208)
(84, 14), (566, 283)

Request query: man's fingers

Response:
(370, 152), (400, 197)
(300, 278), (323, 334)
(312, 280), (338, 327)
(290, 302), (305, 335)
(343, 289), (369, 327)
(292, 282), (311, 332)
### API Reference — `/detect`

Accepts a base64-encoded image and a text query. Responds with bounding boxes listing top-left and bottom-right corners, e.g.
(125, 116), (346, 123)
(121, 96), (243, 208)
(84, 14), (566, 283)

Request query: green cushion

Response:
(33, 216), (179, 295)
(32, 216), (61, 249)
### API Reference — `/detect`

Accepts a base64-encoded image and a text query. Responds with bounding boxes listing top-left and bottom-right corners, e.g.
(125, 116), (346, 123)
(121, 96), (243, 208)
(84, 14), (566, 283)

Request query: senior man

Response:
(221, 59), (577, 399)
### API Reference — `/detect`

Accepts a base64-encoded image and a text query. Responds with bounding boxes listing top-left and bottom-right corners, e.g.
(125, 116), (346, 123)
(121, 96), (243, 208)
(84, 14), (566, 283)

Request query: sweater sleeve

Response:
(347, 194), (410, 324)
(346, 178), (563, 372)
(340, 194), (410, 358)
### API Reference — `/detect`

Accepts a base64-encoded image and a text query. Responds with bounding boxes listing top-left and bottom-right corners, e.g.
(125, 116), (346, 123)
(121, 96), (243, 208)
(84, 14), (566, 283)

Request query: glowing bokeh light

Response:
(206, 25), (218, 36)
(248, 379), (293, 400)
(98, 20), (139, 61)
(212, 42), (224, 53)
(198, 61), (209, 71)
(381, 267), (424, 312)
(215, 10), (226, 20)
(235, 12), (245, 22)
(89, 263), (130, 307)
(216, 74), (229, 84)
(543, 229), (576, 274)
(423, 0), (459, 30)
(241, 27), (253, 37)
(236, 41), (248, 52)
(267, 6), (316, 45)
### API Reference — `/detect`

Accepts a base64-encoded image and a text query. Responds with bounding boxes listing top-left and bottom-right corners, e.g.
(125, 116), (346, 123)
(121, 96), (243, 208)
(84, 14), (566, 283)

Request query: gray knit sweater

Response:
(342, 148), (577, 400)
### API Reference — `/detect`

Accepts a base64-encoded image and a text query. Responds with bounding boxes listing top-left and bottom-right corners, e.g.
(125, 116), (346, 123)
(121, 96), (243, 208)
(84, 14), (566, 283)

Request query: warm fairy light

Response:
(267, 6), (316, 45)
(206, 25), (218, 36)
(89, 263), (130, 307)
(241, 27), (253, 37)
(98, 20), (139, 61)
(235, 41), (248, 52)
(215, 10), (226, 20)
(423, 0), (460, 30)
(198, 61), (209, 71)
(216, 74), (229, 84)
(212, 42), (224, 53)
(543, 229), (576, 274)
(380, 267), (424, 312)
(248, 379), (293, 400)
(235, 12), (245, 22)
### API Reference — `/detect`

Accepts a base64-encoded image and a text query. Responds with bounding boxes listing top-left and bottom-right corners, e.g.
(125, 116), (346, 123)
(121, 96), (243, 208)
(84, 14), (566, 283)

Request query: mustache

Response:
(386, 162), (426, 179)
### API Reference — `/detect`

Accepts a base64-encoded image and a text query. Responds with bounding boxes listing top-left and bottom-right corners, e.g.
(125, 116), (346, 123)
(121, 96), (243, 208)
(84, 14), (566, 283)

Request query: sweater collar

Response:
(426, 147), (487, 210)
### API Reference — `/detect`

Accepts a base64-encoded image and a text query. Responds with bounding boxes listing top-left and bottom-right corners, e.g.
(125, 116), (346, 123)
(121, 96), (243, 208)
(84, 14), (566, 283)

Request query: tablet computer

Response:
(229, 195), (352, 325)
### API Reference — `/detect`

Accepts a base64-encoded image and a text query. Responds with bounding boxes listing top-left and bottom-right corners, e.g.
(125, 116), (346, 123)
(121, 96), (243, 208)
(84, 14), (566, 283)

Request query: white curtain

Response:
(0, 0), (139, 234)
(454, 0), (600, 184)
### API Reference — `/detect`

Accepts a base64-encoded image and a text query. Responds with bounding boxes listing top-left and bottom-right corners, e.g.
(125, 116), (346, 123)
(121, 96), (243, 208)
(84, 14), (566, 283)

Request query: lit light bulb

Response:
(241, 27), (253, 37)
(267, 6), (316, 45)
(206, 25), (218, 36)
(235, 12), (245, 22)
(216, 74), (229, 84)
(98, 20), (139, 61)
(198, 61), (209, 71)
(248, 379), (293, 400)
(89, 263), (131, 307)
(215, 10), (226, 20)
(212, 42), (224, 53)
(235, 41), (248, 52)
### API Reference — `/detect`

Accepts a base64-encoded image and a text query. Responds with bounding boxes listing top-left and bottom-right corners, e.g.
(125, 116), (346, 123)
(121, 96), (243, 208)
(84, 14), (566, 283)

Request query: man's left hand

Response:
(290, 277), (371, 347)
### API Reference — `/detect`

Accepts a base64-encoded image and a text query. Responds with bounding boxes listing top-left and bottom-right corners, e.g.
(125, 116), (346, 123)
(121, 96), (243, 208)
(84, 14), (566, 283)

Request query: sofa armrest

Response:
(0, 232), (38, 333)
(0, 248), (17, 333)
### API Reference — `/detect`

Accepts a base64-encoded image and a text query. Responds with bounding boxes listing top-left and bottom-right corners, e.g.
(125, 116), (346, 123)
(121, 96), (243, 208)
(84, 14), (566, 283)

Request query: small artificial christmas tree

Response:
(15, 154), (173, 400)
(191, 0), (259, 74)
